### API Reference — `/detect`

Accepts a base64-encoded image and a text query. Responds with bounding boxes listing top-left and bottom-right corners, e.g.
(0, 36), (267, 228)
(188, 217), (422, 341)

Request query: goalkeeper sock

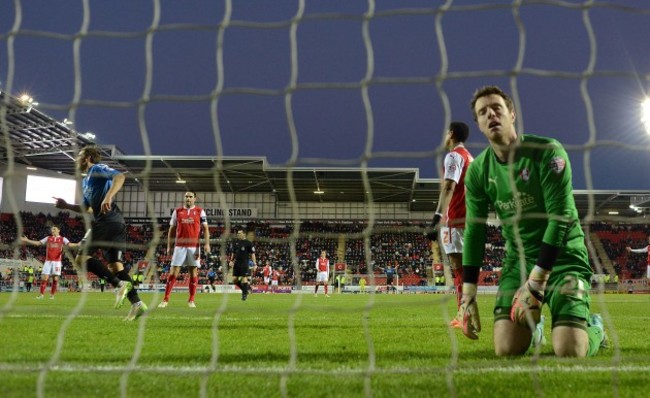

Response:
(86, 258), (121, 287)
(586, 314), (609, 356)
(586, 325), (604, 356)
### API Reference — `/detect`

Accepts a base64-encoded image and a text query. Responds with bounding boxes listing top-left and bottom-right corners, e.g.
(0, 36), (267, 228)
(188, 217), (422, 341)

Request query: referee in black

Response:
(229, 229), (256, 301)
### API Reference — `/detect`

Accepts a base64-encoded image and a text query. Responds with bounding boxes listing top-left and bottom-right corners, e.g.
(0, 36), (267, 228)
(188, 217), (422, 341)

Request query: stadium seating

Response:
(3, 212), (649, 287)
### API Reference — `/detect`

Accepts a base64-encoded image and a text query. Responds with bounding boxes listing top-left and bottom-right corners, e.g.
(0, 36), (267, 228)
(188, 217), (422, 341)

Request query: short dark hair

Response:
(80, 146), (102, 163)
(470, 85), (515, 122)
(449, 121), (470, 142)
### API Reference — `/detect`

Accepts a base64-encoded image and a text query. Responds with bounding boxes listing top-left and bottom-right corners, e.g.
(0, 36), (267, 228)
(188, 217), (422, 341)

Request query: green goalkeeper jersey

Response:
(463, 134), (591, 279)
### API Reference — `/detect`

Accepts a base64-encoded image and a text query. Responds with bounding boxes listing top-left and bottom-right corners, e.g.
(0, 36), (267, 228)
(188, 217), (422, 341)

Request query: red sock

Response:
(324, 284), (328, 294)
(188, 276), (198, 302)
(40, 281), (47, 295)
(164, 275), (176, 302)
(453, 266), (464, 310)
(51, 279), (58, 296)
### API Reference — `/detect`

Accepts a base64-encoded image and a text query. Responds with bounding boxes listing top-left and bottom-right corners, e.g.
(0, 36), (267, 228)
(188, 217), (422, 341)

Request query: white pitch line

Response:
(1, 363), (648, 375)
(4, 313), (269, 321)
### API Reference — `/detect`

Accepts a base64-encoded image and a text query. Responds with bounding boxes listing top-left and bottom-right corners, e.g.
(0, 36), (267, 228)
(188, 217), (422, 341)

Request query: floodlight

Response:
(81, 132), (96, 140)
(642, 97), (650, 135)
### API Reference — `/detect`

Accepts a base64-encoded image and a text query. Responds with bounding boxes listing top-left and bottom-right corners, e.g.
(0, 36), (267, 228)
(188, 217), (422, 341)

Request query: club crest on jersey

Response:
(548, 157), (566, 174)
(519, 168), (530, 182)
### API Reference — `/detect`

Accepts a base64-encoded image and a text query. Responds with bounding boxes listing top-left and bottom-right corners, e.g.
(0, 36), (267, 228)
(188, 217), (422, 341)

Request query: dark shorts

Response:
(233, 262), (250, 277)
(79, 222), (126, 264)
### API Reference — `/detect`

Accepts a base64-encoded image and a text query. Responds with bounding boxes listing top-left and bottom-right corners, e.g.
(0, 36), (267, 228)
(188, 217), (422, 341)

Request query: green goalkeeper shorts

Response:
(494, 269), (592, 330)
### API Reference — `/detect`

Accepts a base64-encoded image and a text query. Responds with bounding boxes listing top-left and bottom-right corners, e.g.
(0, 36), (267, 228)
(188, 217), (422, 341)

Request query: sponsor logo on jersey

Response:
(495, 192), (537, 212)
(519, 168), (530, 182)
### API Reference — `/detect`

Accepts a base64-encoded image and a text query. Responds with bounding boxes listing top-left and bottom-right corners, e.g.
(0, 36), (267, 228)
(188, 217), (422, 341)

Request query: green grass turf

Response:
(0, 290), (647, 397)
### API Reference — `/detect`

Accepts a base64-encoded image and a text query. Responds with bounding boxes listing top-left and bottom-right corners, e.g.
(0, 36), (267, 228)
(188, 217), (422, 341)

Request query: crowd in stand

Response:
(590, 222), (650, 279)
(2, 212), (649, 288)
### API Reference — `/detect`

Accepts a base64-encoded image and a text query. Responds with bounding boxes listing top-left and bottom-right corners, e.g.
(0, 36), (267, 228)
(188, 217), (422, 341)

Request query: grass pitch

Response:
(0, 290), (647, 398)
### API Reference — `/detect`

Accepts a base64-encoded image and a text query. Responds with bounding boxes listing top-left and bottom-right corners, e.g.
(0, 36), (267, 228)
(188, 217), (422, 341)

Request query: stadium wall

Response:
(116, 185), (432, 221)
(0, 166), (432, 221)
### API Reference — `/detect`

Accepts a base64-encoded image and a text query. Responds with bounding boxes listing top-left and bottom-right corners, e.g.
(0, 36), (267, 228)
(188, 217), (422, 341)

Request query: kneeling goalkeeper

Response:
(458, 85), (607, 357)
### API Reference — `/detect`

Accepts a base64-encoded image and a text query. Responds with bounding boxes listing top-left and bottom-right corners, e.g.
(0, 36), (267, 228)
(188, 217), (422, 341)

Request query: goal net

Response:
(1, 1), (649, 397)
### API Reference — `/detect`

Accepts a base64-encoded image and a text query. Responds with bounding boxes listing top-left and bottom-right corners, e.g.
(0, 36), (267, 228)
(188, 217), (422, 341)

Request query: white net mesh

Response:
(2, 1), (650, 397)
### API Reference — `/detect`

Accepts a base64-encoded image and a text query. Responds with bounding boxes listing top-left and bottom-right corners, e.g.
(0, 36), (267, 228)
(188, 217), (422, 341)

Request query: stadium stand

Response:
(3, 211), (650, 291)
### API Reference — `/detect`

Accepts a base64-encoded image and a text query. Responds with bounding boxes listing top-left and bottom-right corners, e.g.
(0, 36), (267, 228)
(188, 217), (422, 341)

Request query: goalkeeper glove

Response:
(425, 213), (442, 241)
(458, 283), (481, 340)
(510, 265), (550, 328)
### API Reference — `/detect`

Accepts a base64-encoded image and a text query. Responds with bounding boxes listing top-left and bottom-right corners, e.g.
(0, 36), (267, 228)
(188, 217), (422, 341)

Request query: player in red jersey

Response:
(262, 261), (272, 290)
(314, 250), (330, 297)
(159, 191), (211, 308)
(270, 267), (280, 293)
(426, 122), (473, 328)
(21, 225), (79, 299)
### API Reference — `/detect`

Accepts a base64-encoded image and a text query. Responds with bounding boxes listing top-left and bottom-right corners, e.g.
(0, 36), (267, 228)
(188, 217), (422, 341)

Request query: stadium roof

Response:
(113, 155), (428, 205)
(0, 90), (122, 173)
(1, 90), (649, 218)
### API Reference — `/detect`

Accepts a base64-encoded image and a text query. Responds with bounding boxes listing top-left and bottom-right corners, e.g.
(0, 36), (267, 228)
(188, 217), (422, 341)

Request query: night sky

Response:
(1, 0), (649, 189)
